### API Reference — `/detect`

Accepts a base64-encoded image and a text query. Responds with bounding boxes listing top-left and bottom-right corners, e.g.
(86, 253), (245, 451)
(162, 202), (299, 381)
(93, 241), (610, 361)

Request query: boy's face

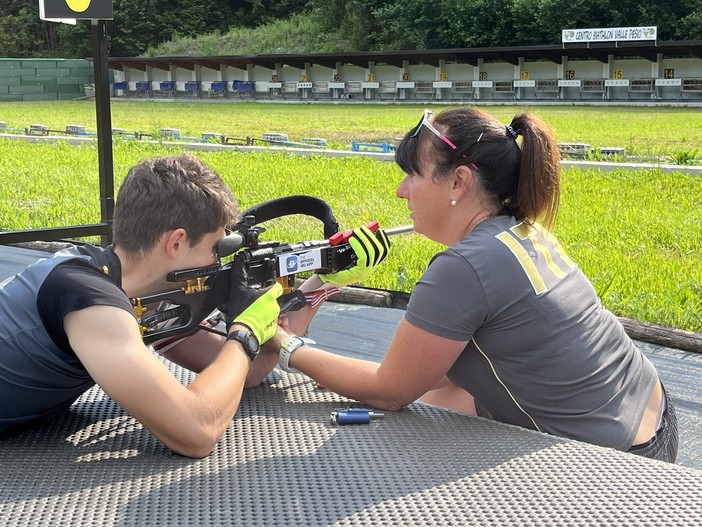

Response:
(180, 228), (226, 269)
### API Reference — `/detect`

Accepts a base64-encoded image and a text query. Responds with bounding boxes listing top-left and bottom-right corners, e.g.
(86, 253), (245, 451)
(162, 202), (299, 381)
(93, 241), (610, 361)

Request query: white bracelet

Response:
(279, 336), (316, 373)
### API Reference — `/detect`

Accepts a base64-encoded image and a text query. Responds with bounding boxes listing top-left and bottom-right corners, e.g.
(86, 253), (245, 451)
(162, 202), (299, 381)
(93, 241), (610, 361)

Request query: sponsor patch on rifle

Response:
(278, 249), (323, 277)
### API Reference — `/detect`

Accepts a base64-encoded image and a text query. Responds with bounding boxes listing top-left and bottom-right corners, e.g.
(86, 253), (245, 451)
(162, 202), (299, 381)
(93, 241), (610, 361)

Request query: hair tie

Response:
(505, 125), (518, 139)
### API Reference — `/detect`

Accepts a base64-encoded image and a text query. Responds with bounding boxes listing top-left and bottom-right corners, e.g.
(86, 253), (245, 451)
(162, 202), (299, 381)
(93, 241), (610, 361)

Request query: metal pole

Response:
(91, 19), (115, 247)
(0, 19), (114, 247)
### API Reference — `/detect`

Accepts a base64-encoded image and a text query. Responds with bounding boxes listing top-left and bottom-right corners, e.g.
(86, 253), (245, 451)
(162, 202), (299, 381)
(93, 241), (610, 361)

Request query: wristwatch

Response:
(226, 329), (260, 362)
(279, 336), (316, 373)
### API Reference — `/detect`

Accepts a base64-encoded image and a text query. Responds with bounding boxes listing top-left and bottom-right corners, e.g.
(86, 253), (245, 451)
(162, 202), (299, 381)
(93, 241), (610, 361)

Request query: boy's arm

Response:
(65, 304), (252, 458)
(163, 274), (338, 386)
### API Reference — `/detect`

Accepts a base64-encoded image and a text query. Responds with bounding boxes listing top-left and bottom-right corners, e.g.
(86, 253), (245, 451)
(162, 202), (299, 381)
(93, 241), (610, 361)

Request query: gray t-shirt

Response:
(405, 216), (657, 451)
(0, 246), (132, 433)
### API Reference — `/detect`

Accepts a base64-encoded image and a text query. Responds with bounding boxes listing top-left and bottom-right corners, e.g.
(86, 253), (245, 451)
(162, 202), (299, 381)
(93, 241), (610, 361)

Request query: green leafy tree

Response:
(676, 9), (702, 40)
(0, 0), (700, 57)
(374, 0), (702, 49)
(0, 1), (90, 58)
(371, 0), (442, 49)
(0, 2), (47, 57)
(105, 0), (159, 56)
(151, 0), (230, 43)
(54, 23), (92, 58)
(437, 0), (520, 47)
(306, 0), (389, 50)
(228, 0), (302, 27)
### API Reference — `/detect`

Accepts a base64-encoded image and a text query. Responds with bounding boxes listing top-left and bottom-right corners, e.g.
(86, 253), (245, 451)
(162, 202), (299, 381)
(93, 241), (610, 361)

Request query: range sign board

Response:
(562, 26), (657, 44)
(39, 0), (113, 21)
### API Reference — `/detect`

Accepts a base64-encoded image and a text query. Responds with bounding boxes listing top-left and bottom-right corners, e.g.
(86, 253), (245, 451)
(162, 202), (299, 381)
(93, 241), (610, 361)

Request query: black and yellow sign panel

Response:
(41, 0), (113, 20)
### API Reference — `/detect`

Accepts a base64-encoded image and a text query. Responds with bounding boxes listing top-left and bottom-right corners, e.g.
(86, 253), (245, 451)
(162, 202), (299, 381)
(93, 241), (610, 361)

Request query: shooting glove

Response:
(319, 225), (391, 286)
(224, 253), (282, 344)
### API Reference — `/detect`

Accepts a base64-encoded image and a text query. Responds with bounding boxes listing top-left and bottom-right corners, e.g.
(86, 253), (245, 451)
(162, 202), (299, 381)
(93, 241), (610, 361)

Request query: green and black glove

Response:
(319, 224), (391, 286)
(223, 253), (282, 344)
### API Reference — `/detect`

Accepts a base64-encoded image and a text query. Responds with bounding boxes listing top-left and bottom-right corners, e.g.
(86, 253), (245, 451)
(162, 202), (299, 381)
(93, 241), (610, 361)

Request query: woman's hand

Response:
(319, 224), (390, 286)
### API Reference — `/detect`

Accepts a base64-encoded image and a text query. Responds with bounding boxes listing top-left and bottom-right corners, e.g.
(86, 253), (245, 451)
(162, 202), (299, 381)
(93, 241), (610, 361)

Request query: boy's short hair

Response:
(113, 154), (240, 254)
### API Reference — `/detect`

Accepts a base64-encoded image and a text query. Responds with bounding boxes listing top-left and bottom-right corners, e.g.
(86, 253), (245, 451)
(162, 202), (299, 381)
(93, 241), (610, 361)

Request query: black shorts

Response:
(476, 385), (679, 464)
(627, 385), (679, 464)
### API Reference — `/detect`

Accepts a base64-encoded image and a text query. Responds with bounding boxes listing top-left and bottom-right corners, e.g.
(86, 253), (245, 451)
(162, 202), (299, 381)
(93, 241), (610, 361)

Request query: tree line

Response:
(1, 0), (700, 59)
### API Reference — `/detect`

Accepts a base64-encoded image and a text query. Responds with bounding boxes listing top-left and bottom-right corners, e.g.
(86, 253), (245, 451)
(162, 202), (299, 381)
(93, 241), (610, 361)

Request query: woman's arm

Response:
(279, 317), (469, 411)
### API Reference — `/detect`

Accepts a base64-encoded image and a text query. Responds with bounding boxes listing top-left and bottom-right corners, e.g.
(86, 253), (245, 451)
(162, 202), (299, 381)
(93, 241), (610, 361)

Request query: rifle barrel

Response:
(384, 225), (414, 237)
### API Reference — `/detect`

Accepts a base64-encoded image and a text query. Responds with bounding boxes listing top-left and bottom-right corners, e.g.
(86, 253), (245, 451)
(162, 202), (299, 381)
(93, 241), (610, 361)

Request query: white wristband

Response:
(279, 336), (315, 373)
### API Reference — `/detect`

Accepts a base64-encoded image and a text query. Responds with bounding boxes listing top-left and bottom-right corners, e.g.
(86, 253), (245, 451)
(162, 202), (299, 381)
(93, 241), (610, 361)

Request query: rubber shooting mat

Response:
(1, 365), (702, 526)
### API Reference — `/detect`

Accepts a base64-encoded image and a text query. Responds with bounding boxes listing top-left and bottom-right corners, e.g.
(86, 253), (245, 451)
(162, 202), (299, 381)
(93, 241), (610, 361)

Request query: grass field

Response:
(2, 100), (702, 160)
(0, 101), (700, 331)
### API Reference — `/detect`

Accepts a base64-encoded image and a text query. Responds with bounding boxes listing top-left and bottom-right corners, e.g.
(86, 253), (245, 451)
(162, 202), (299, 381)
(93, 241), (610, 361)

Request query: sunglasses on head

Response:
(410, 109), (478, 171)
(410, 109), (457, 150)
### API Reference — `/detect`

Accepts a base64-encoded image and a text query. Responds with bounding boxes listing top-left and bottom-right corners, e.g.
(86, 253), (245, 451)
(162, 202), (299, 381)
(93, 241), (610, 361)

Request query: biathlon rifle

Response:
(131, 195), (412, 345)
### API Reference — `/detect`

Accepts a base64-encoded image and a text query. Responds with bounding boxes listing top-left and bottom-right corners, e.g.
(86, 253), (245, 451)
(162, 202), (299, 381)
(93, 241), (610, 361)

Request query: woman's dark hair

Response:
(395, 107), (561, 229)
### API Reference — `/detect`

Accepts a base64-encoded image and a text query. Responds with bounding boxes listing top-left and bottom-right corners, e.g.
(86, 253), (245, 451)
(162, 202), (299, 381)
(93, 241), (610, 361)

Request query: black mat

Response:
(2, 364), (702, 527)
(310, 303), (702, 471)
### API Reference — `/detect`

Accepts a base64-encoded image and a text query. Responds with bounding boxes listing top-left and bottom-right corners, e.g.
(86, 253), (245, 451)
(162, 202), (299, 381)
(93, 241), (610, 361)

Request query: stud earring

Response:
(450, 199), (457, 206)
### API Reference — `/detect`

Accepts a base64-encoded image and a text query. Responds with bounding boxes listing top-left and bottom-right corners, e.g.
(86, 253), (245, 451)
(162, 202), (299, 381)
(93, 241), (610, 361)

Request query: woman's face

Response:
(395, 162), (453, 243)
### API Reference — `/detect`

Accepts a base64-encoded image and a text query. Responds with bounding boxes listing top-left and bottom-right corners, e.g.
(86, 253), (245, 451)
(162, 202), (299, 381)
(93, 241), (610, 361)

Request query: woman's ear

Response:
(451, 164), (475, 201)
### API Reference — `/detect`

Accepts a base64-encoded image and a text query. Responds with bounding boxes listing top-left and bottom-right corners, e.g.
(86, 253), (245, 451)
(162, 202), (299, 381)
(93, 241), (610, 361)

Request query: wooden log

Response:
(333, 285), (409, 309)
(9, 240), (72, 253)
(618, 318), (702, 354)
(332, 286), (702, 354)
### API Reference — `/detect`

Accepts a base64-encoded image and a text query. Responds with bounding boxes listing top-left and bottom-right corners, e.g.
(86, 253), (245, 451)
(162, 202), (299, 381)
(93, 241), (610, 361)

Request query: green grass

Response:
(0, 101), (700, 332)
(2, 101), (702, 158)
(558, 167), (701, 331)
